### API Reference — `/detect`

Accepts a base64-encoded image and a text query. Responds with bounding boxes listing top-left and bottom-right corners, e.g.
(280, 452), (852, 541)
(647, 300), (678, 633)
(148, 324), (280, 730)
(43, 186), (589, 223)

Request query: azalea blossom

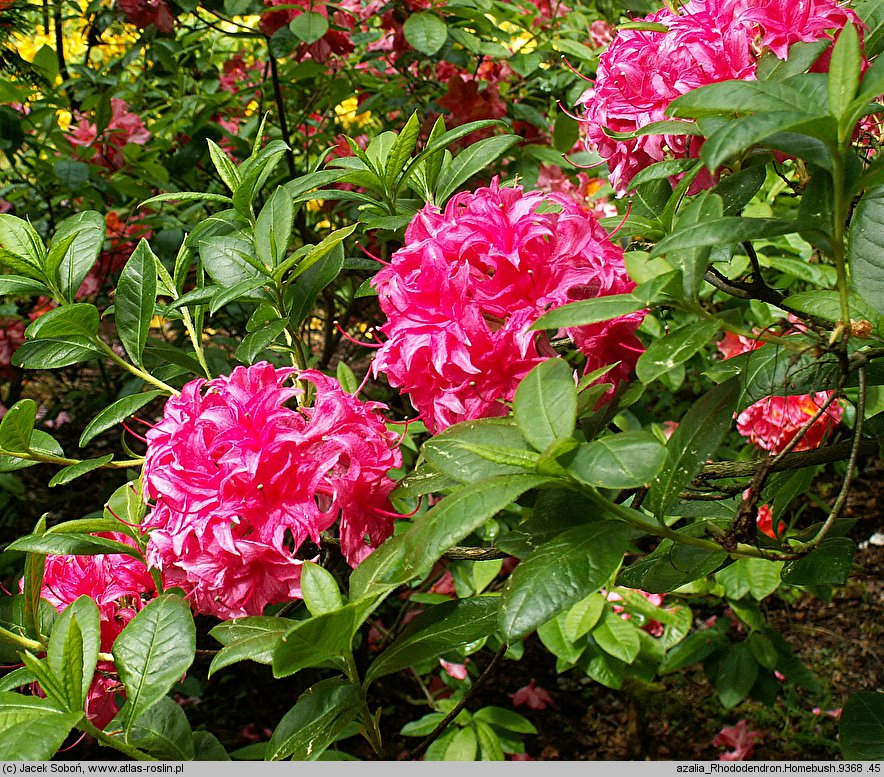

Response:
(713, 720), (762, 761)
(579, 0), (860, 193)
(509, 679), (554, 710)
(753, 500), (786, 539)
(115, 0), (174, 32)
(0, 318), (26, 380)
(30, 533), (156, 728)
(142, 363), (401, 618)
(372, 179), (644, 433)
(67, 98), (151, 170)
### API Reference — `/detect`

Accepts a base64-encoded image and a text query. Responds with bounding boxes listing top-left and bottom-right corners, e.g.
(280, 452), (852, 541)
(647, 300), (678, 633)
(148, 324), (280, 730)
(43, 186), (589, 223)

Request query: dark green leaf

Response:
(513, 358), (576, 452)
(0, 275), (51, 296)
(207, 139), (241, 192)
(266, 678), (360, 761)
(48, 455), (114, 487)
(11, 336), (103, 369)
(435, 135), (520, 204)
(403, 12), (447, 55)
(781, 538), (856, 586)
(119, 696), (195, 759)
(531, 294), (645, 331)
(112, 594), (196, 738)
(647, 377), (741, 520)
(0, 705), (81, 760)
(286, 244), (344, 327)
(636, 320), (722, 384)
(715, 641), (758, 708)
(139, 192), (233, 208)
(79, 391), (165, 448)
(6, 533), (144, 561)
(500, 520), (631, 641)
(235, 319), (288, 364)
(52, 211), (105, 302)
(199, 235), (264, 286)
(116, 240), (158, 366)
(47, 597), (100, 713)
(0, 215), (46, 276)
(193, 731), (230, 760)
(781, 291), (878, 328)
(365, 596), (498, 684)
(301, 561), (343, 617)
(25, 304), (99, 340)
(848, 184), (884, 315)
(659, 629), (726, 674)
(386, 112), (421, 192)
(839, 691), (884, 760)
(649, 217), (809, 258)
(473, 707), (537, 734)
(0, 399), (37, 453)
(255, 186), (293, 269)
(568, 432), (666, 490)
(289, 11), (328, 44)
(669, 192), (724, 298)
(668, 77), (825, 119)
(208, 616), (291, 676)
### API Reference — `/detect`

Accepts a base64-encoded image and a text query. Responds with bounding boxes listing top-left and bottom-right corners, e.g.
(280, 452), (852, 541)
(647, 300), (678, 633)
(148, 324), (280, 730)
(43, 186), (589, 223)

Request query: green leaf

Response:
(199, 235), (264, 287)
(11, 336), (103, 369)
(828, 23), (862, 121)
(736, 342), (840, 405)
(0, 275), (51, 296)
(422, 418), (535, 484)
(568, 432), (666, 490)
(715, 558), (783, 601)
(782, 290), (879, 328)
(53, 160), (89, 189)
(386, 112), (421, 192)
(0, 705), (81, 760)
(562, 592), (606, 642)
(119, 696), (195, 759)
(668, 77), (825, 119)
(52, 211), (106, 302)
(780, 538), (856, 586)
(839, 691), (884, 760)
(403, 12), (448, 55)
(335, 362), (358, 394)
(591, 609), (641, 664)
(715, 641), (758, 708)
(255, 186), (293, 269)
(47, 596), (100, 713)
(636, 320), (722, 385)
(301, 561), (343, 617)
(401, 712), (446, 737)
(266, 678), (360, 761)
(278, 224), (356, 283)
(349, 474), (548, 599)
(289, 11), (328, 44)
(434, 135), (520, 204)
(235, 319), (288, 364)
(669, 192), (724, 298)
(139, 192), (234, 208)
(473, 707), (536, 735)
(647, 377), (741, 520)
(513, 359), (576, 452)
(659, 629), (727, 674)
(537, 614), (583, 665)
(208, 616), (291, 676)
(649, 217), (809, 259)
(48, 455), (114, 487)
(25, 303), (99, 340)
(500, 520), (631, 642)
(79, 391), (165, 448)
(116, 240), (158, 366)
(580, 643), (626, 689)
(112, 594), (196, 738)
(272, 598), (376, 678)
(848, 184), (884, 316)
(444, 726), (478, 761)
(193, 731), (230, 760)
(233, 141), (289, 217)
(207, 139), (241, 192)
(531, 294), (645, 331)
(0, 398), (37, 453)
(365, 597), (498, 684)
(474, 720), (505, 761)
(6, 533), (144, 561)
(286, 243), (345, 327)
(0, 215), (46, 277)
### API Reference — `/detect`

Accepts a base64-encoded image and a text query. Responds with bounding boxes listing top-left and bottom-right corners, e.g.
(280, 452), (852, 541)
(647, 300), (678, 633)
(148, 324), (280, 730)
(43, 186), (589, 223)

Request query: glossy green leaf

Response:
(11, 336), (103, 369)
(848, 184), (884, 315)
(537, 614), (583, 665)
(513, 358), (576, 452)
(207, 139), (241, 192)
(193, 731), (230, 760)
(0, 399), (37, 453)
(52, 211), (105, 302)
(6, 533), (144, 561)
(47, 597), (100, 713)
(647, 377), (741, 520)
(715, 558), (783, 601)
(235, 319), (288, 364)
(366, 596), (498, 684)
(839, 691), (884, 760)
(668, 192), (724, 298)
(435, 135), (520, 204)
(112, 594), (196, 738)
(659, 628), (727, 674)
(444, 726), (478, 761)
(289, 11), (328, 44)
(25, 304), (99, 340)
(531, 294), (645, 331)
(780, 538), (856, 586)
(119, 696), (195, 759)
(0, 215), (46, 276)
(562, 592), (606, 643)
(0, 275), (51, 296)
(714, 641), (758, 708)
(266, 678), (360, 761)
(49, 454), (115, 487)
(828, 22), (862, 120)
(208, 616), (291, 676)
(286, 243), (344, 327)
(385, 111), (421, 191)
(301, 561), (343, 617)
(591, 609), (641, 664)
(636, 320), (722, 384)
(403, 12), (447, 55)
(79, 391), (165, 448)
(199, 235), (264, 287)
(473, 706), (537, 734)
(568, 432), (666, 490)
(668, 76), (825, 118)
(0, 706), (81, 760)
(500, 520), (631, 641)
(116, 240), (158, 366)
(649, 217), (808, 259)
(255, 186), (293, 269)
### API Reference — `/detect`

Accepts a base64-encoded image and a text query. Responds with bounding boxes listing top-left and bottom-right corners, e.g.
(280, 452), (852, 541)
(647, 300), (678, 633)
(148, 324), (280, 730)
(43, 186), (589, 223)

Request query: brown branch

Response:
(404, 643), (508, 761)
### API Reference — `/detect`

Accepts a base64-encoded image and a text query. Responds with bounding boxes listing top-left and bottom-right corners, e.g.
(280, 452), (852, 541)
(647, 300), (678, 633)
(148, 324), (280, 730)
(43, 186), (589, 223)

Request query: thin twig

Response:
(404, 643), (508, 761)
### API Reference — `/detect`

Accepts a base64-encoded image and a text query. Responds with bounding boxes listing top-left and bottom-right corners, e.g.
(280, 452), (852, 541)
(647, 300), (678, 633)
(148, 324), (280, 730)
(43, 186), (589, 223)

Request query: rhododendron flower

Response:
(713, 720), (761, 761)
(736, 392), (843, 454)
(439, 659), (469, 680)
(116, 0), (174, 32)
(509, 679), (554, 710)
(68, 98), (150, 170)
(716, 330), (765, 361)
(579, 0), (861, 193)
(259, 0), (354, 62)
(753, 500), (786, 539)
(29, 533), (156, 728)
(0, 318), (26, 380)
(77, 211), (151, 299)
(142, 363), (401, 618)
(372, 180), (644, 433)
(605, 589), (666, 636)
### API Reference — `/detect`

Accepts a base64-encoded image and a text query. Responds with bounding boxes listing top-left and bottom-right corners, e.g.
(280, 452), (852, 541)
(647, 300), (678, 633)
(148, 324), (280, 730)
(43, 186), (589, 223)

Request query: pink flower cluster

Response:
(115, 0), (174, 32)
(713, 720), (761, 761)
(141, 363), (401, 619)
(35, 533), (156, 728)
(259, 0), (357, 63)
(717, 331), (843, 454)
(372, 180), (644, 433)
(68, 98), (151, 171)
(579, 0), (860, 193)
